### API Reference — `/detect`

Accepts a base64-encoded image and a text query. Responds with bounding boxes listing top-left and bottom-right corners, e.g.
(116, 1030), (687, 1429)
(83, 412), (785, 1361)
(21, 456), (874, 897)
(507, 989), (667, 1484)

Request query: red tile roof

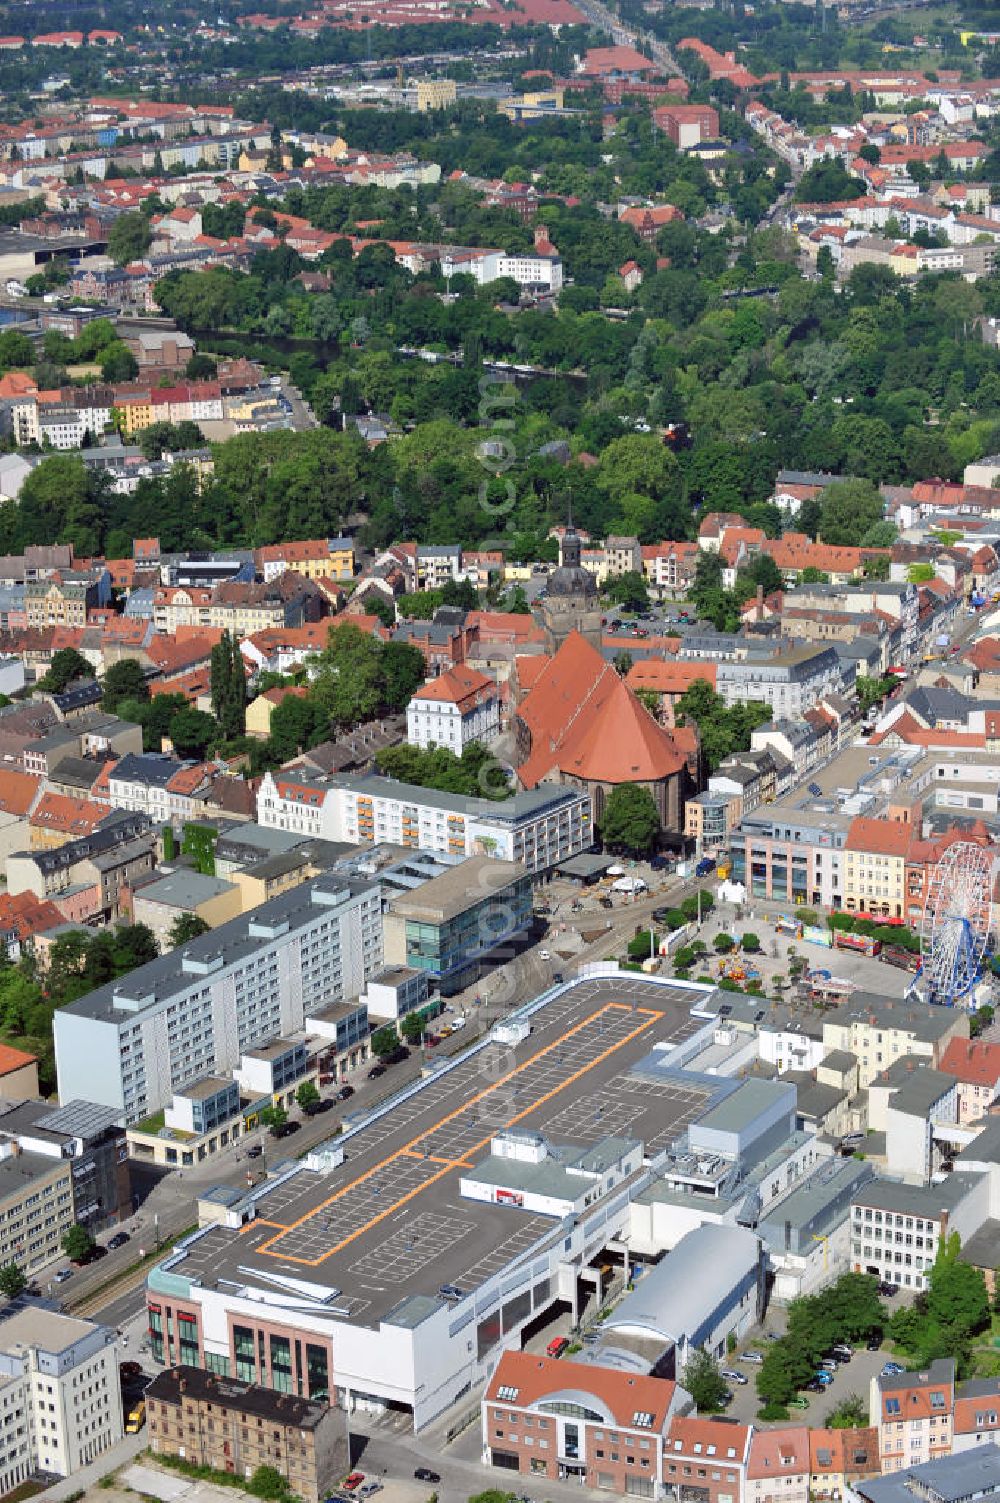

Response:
(485, 1350), (676, 1432)
(517, 632), (687, 787)
(0, 1042), (38, 1074)
(748, 1426), (811, 1479)
(0, 769), (40, 817)
(411, 664), (496, 710)
(939, 1038), (1000, 1088)
(626, 659), (716, 695)
(29, 792), (106, 836)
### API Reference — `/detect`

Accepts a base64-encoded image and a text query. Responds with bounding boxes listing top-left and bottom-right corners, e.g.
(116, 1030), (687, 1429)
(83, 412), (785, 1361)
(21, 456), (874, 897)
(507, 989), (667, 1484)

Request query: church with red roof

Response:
(512, 631), (696, 835)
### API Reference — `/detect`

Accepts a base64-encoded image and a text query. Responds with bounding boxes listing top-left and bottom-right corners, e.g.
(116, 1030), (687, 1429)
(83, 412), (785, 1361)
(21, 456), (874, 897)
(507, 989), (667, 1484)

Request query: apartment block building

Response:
(257, 538), (355, 583)
(53, 872), (382, 1123)
(146, 1367), (346, 1503)
(715, 646), (845, 717)
(257, 771), (591, 874)
(871, 1361), (956, 1472)
(0, 1309), (122, 1494)
(822, 994), (966, 1090)
(0, 1148), (75, 1274)
(24, 569), (109, 628)
(939, 1039), (1000, 1125)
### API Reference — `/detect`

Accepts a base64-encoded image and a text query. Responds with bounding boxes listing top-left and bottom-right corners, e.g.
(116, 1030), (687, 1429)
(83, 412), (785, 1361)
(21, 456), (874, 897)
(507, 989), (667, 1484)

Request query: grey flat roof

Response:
(176, 1076), (235, 1102)
(136, 870), (236, 908)
(153, 975), (710, 1328)
(59, 872), (376, 1026)
(853, 1173), (981, 1216)
(958, 1118), (1000, 1166)
(695, 1077), (793, 1134)
(759, 1156), (871, 1235)
(0, 1150), (66, 1203)
(387, 855), (527, 922)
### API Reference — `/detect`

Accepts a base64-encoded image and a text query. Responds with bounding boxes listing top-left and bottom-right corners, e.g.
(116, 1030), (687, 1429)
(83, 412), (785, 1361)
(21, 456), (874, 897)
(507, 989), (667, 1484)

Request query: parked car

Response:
(805, 1379), (827, 1393)
(343, 1475), (364, 1491)
(739, 1351), (764, 1364)
(788, 1397), (810, 1411)
(818, 1359), (839, 1373)
(439, 1284), (464, 1300)
(337, 1085), (354, 1101)
(108, 1232), (130, 1251)
(720, 1370), (747, 1385)
(813, 1371), (834, 1387)
(539, 950), (551, 961)
(831, 1344), (853, 1361)
(879, 1281), (900, 1297)
(553, 972), (564, 984)
(449, 1017), (466, 1030)
(414, 1471), (440, 1484)
(368, 1064), (386, 1079)
(881, 1363), (905, 1378)
(546, 1337), (569, 1359)
(867, 1333), (883, 1351)
(246, 1144), (263, 1159)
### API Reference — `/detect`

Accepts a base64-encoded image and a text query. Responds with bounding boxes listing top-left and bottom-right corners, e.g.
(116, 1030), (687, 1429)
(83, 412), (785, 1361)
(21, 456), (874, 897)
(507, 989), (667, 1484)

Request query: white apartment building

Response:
(407, 664), (500, 753)
(53, 873), (382, 1123)
(257, 771), (591, 873)
(0, 1308), (122, 1494)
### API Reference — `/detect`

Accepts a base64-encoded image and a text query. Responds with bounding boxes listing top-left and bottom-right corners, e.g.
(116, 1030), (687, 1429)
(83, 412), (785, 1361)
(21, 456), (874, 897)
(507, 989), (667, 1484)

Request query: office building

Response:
(0, 1149), (74, 1275)
(0, 1099), (130, 1235)
(382, 855), (531, 993)
(54, 873), (382, 1123)
(0, 1308), (122, 1492)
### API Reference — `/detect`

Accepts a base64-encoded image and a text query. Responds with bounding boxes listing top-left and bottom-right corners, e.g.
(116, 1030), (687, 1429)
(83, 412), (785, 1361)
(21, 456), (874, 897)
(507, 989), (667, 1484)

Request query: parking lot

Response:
(721, 1330), (893, 1426)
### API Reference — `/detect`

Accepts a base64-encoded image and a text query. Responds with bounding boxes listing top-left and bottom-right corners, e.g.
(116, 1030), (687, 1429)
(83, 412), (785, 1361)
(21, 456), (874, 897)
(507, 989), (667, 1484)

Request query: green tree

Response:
(604, 571), (649, 612)
(741, 932), (761, 953)
(598, 783), (660, 856)
(856, 675), (895, 715)
(107, 211), (153, 267)
(401, 1011), (425, 1045)
(210, 632), (247, 740)
(819, 480), (885, 547)
(826, 1394), (868, 1428)
(296, 1080), (321, 1111)
(714, 933), (735, 953)
(682, 1348), (730, 1413)
(38, 647), (91, 695)
(260, 1105), (288, 1136)
(371, 1025), (399, 1058)
(167, 913), (211, 950)
(168, 708), (217, 759)
(61, 1223), (95, 1262)
(249, 1467), (291, 1502)
(102, 659), (148, 716)
(0, 1262), (26, 1298)
(889, 1232), (990, 1372)
(98, 341), (139, 382)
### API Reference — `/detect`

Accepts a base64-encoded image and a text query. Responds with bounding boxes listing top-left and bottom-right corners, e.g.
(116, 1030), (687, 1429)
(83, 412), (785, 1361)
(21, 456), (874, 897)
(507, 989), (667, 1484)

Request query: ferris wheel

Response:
(920, 841), (994, 1006)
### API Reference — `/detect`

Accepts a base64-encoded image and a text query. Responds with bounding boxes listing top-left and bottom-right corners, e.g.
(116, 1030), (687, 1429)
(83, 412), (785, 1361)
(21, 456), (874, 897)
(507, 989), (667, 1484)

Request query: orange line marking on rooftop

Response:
(255, 1002), (659, 1267)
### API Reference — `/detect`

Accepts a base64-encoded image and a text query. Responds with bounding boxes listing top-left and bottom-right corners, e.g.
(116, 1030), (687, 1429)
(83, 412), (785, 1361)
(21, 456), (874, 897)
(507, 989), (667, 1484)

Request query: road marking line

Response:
(256, 1004), (658, 1266)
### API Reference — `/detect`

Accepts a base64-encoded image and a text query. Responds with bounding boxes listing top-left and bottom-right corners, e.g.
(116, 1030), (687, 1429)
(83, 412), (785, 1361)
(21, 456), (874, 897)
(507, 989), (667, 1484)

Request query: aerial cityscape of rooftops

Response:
(7, 0), (1000, 1502)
